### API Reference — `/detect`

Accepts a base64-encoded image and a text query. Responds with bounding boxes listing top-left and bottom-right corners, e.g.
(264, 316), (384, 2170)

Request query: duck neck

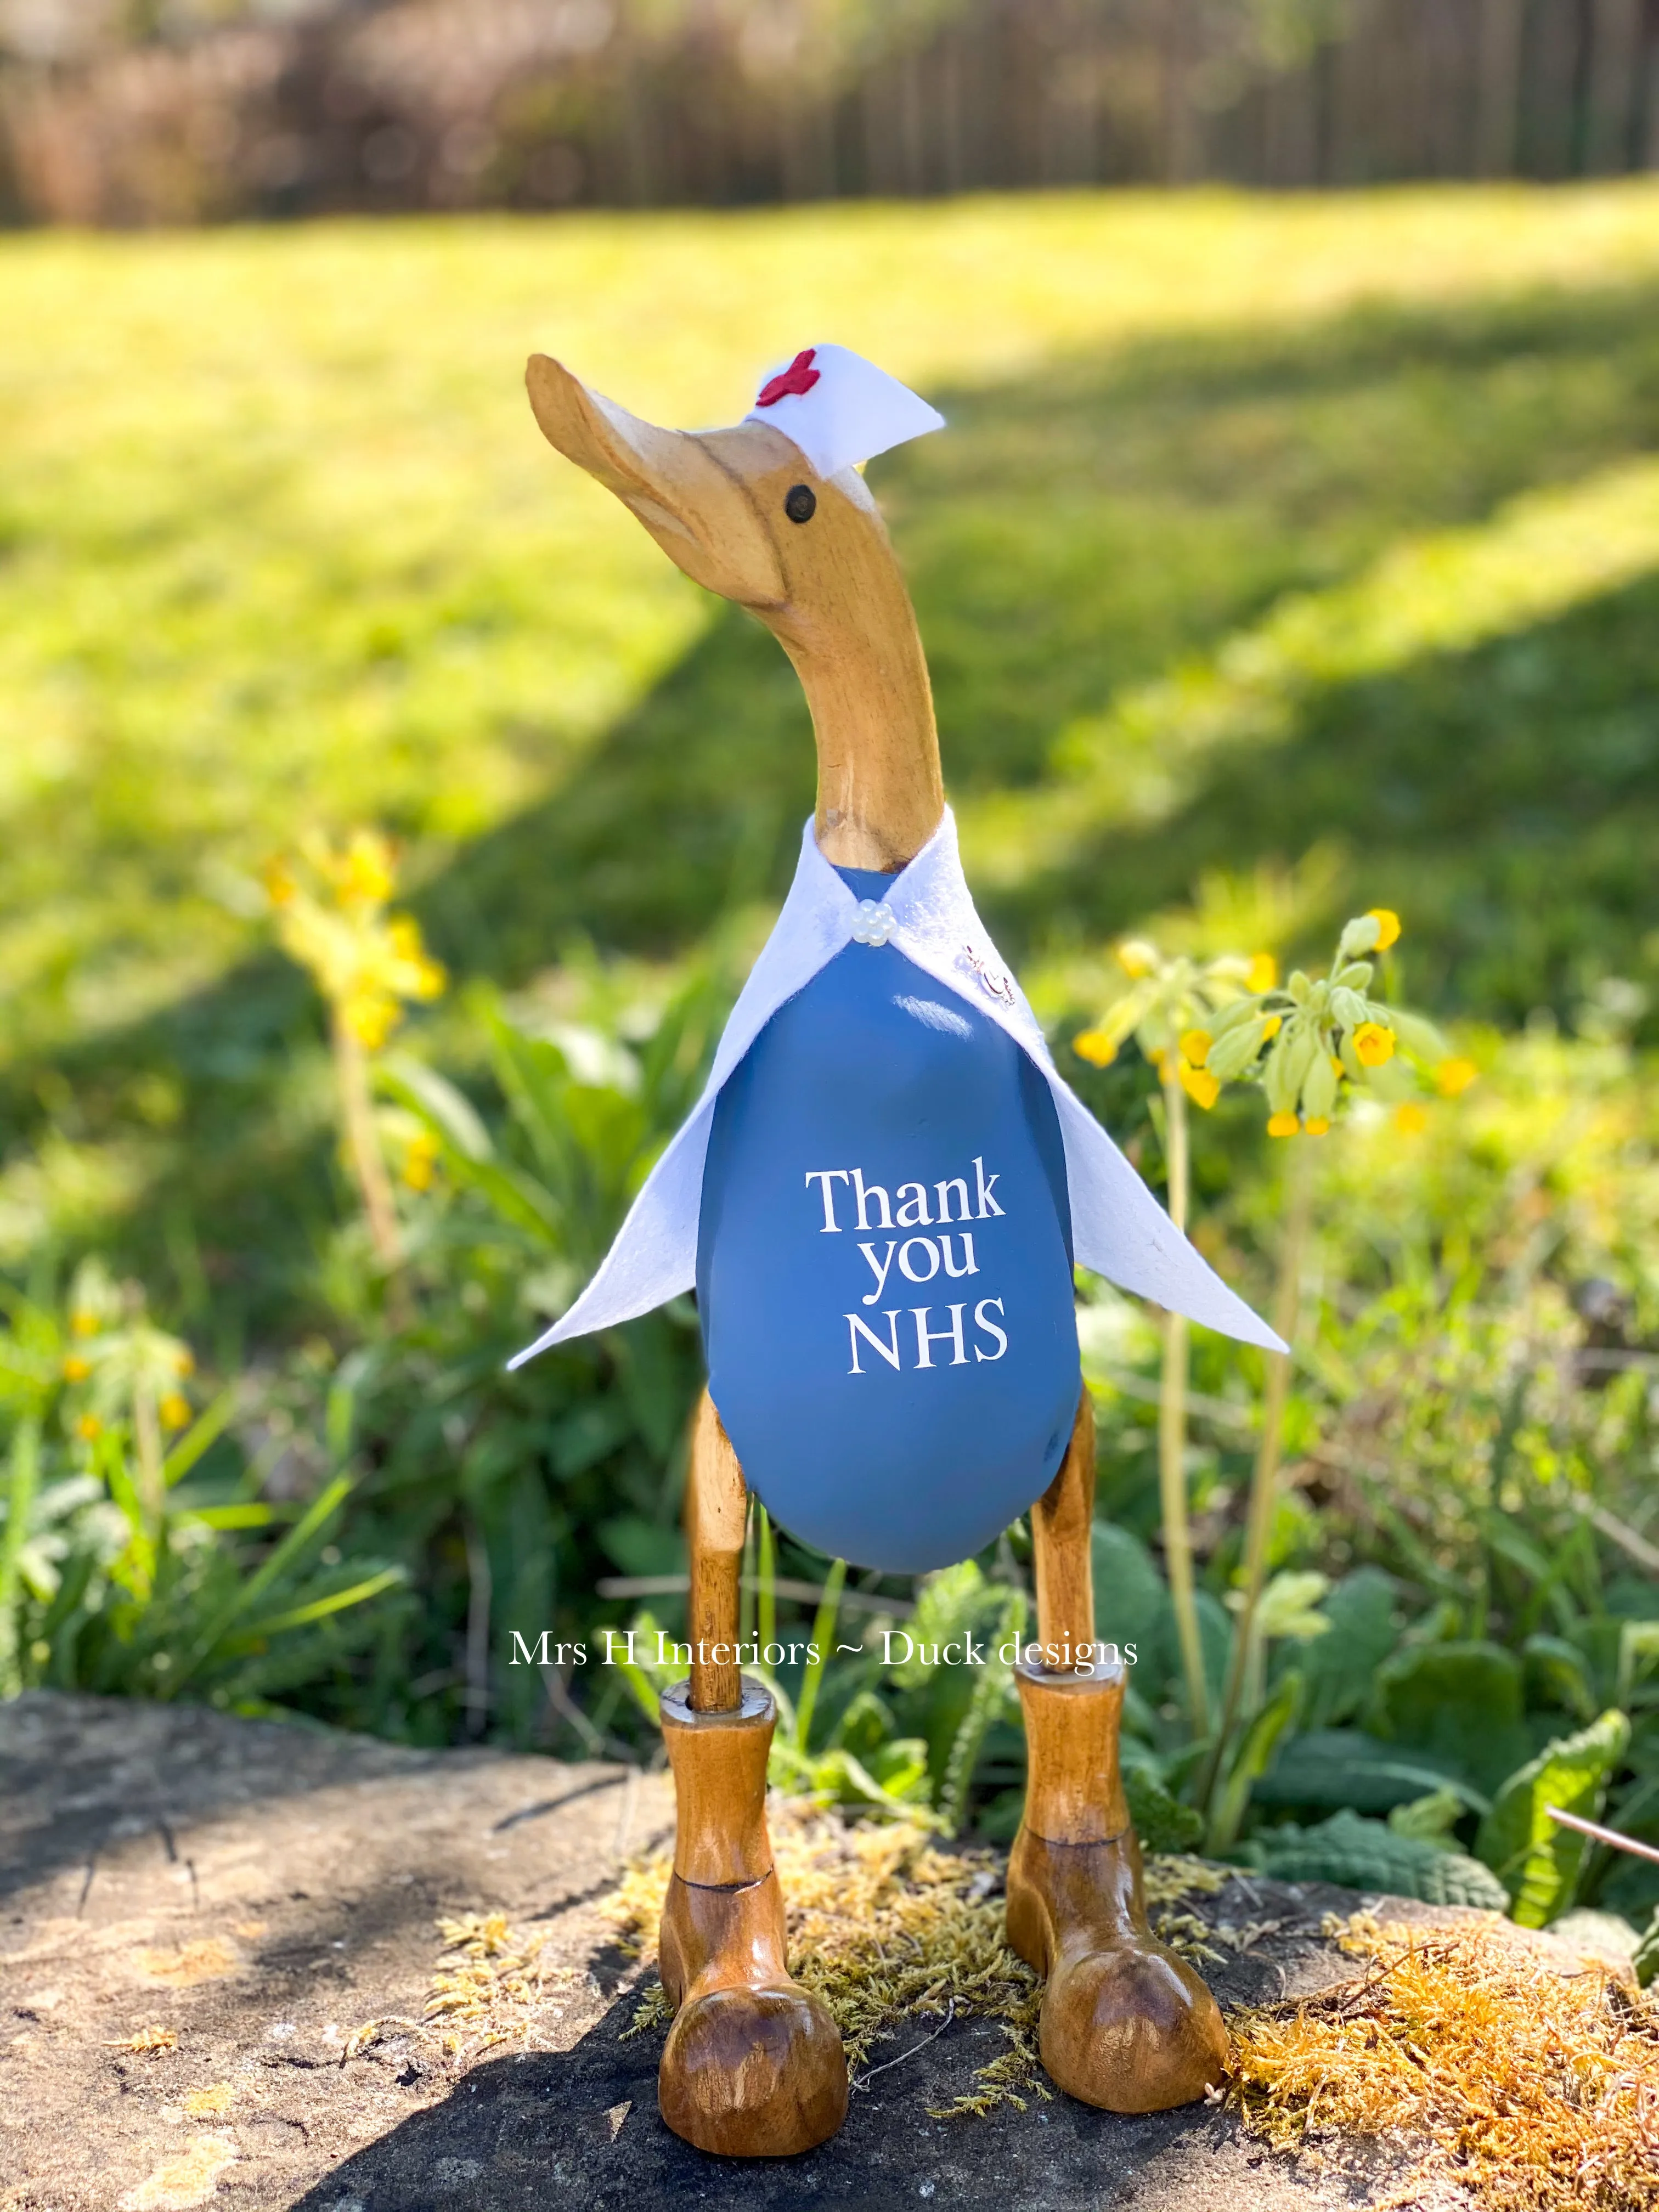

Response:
(781, 613), (944, 874)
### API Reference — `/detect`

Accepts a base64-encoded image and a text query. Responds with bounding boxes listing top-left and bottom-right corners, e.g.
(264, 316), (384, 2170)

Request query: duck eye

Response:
(784, 484), (817, 524)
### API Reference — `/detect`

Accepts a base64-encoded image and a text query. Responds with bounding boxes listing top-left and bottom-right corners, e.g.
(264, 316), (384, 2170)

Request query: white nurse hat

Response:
(743, 344), (945, 480)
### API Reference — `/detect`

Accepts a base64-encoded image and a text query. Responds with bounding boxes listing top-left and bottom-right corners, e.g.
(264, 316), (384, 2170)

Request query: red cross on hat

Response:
(744, 343), (944, 479)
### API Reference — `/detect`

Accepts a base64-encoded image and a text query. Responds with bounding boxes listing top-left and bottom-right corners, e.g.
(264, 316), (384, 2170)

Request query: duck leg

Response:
(655, 1391), (848, 2156)
(1007, 1392), (1229, 2113)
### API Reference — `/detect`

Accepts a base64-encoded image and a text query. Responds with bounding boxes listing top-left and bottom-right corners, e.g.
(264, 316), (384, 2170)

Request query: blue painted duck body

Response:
(696, 868), (1082, 1574)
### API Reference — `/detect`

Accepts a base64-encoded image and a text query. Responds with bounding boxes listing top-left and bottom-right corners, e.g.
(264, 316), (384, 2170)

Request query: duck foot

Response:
(657, 1679), (847, 2156)
(1009, 1653), (1228, 2113)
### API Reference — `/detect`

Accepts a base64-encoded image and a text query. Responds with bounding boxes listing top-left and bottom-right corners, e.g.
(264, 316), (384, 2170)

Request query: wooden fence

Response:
(2, 0), (1656, 227)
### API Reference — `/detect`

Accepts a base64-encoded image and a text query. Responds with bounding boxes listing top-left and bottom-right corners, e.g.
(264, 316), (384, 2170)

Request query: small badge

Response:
(960, 943), (1015, 1004)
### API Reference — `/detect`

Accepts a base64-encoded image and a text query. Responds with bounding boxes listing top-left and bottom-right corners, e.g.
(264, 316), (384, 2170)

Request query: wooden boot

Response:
(657, 1678), (848, 2156)
(1006, 1654), (1229, 2113)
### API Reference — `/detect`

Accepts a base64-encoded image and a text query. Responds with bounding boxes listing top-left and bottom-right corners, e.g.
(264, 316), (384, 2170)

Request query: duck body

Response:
(697, 872), (1082, 1573)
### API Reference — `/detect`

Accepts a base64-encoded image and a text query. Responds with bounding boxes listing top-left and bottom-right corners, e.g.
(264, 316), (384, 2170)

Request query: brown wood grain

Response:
(685, 1390), (747, 1714)
(1031, 1390), (1097, 1661)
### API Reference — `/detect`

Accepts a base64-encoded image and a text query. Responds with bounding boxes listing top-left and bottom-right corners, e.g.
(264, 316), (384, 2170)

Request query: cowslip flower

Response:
(1366, 909), (1402, 951)
(1178, 1061), (1220, 1110)
(1436, 1057), (1478, 1097)
(1353, 1021), (1395, 1068)
(400, 1128), (441, 1192)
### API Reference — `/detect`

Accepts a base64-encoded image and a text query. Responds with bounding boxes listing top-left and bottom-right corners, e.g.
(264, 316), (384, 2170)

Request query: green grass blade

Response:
(793, 1559), (846, 1756)
(161, 1386), (239, 1488)
(231, 1567), (405, 1640)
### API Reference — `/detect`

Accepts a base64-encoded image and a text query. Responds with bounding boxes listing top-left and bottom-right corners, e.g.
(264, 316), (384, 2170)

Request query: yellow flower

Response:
(414, 956), (445, 999)
(159, 1392), (191, 1431)
(1394, 1101), (1429, 1135)
(1353, 1021), (1396, 1068)
(1436, 1057), (1477, 1097)
(401, 1129), (440, 1192)
(1072, 1029), (1118, 1068)
(342, 990), (399, 1052)
(1267, 1111), (1300, 1138)
(1366, 909), (1401, 951)
(1178, 1029), (1211, 1069)
(76, 1412), (102, 1442)
(262, 856), (297, 909)
(173, 1346), (195, 1377)
(1178, 1062), (1220, 1111)
(1304, 1116), (1331, 1136)
(1261, 1014), (1282, 1041)
(340, 831), (396, 908)
(1115, 939), (1157, 979)
(71, 1308), (99, 1338)
(1246, 951), (1278, 993)
(61, 1354), (91, 1383)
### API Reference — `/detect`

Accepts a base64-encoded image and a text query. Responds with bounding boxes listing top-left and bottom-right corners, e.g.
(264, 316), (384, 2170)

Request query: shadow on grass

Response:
(12, 273), (1659, 1325)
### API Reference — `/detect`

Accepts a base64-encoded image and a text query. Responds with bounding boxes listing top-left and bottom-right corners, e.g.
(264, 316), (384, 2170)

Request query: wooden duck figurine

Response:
(520, 344), (1279, 2155)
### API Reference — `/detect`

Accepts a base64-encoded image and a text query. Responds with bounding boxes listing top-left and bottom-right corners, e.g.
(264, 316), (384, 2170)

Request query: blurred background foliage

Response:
(2, 183), (1658, 1937)
(1, 0), (1653, 225)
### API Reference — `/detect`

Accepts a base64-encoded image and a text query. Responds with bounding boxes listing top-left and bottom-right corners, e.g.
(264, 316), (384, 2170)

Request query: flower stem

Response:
(1200, 1138), (1311, 1830)
(330, 1007), (404, 1290)
(1158, 1069), (1210, 1736)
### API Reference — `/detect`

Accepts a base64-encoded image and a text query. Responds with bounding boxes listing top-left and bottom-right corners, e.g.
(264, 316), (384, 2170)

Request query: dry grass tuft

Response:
(105, 2024), (178, 2055)
(117, 2135), (236, 2211)
(179, 2083), (234, 2117)
(1230, 1911), (1659, 2211)
(345, 1910), (582, 2069)
(604, 1803), (1227, 2118)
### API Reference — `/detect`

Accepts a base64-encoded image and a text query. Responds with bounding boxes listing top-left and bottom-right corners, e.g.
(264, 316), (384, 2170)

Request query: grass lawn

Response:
(4, 184), (1659, 1332)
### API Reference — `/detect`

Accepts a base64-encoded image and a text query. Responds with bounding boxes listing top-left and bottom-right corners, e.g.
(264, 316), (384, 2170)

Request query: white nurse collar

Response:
(742, 345), (945, 480)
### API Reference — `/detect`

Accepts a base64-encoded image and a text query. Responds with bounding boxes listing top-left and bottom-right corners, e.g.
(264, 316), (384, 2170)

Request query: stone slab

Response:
(0, 1692), (1453, 2211)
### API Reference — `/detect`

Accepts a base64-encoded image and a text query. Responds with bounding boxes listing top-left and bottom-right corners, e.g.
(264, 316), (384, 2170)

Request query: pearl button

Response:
(850, 899), (897, 946)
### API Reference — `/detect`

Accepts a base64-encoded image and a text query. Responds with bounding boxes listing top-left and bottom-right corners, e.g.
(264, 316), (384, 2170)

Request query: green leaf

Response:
(180, 1503), (278, 1531)
(1475, 1709), (1630, 1928)
(1368, 1639), (1531, 1796)
(793, 1558), (846, 1756)
(0, 1420), (41, 1697)
(1522, 1633), (1597, 1724)
(1124, 1765), (1204, 1852)
(1250, 1809), (1509, 1909)
(231, 1567), (405, 1640)
(938, 1587), (1025, 1837)
(1634, 1906), (1659, 1990)
(1254, 1570), (1330, 1642)
(160, 1387), (239, 1489)
(1091, 1522), (1172, 1695)
(376, 1054), (493, 1160)
(1299, 1570), (1401, 1729)
(1253, 1727), (1491, 1817)
(1387, 1787), (1464, 1848)
(1210, 1667), (1302, 1853)
(1617, 1622), (1659, 1709)
(170, 1473), (353, 1691)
